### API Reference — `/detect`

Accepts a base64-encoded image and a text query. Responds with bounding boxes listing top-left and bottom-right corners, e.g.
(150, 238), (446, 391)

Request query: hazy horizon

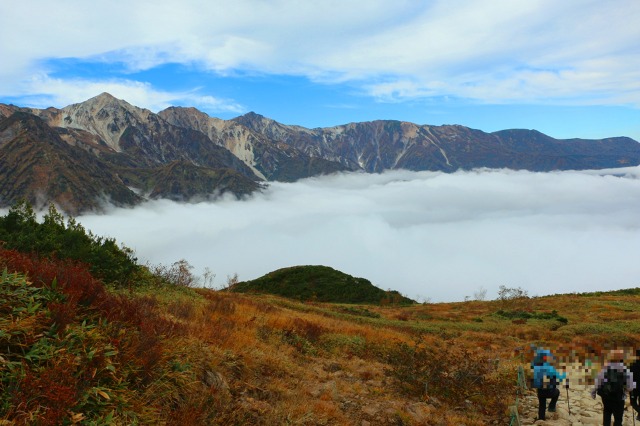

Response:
(59, 167), (640, 303)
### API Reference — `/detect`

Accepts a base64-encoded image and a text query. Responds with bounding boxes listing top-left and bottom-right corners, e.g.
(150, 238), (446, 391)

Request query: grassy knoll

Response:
(231, 265), (415, 305)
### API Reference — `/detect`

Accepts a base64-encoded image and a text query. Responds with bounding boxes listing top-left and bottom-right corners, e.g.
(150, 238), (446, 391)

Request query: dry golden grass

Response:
(152, 287), (636, 423)
(3, 256), (639, 425)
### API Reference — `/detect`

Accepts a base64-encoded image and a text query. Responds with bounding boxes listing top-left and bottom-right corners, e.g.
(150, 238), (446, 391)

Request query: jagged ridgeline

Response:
(2, 93), (640, 214)
(230, 265), (415, 305)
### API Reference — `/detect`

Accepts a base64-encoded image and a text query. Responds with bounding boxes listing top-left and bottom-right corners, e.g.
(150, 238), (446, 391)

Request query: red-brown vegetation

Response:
(2, 246), (640, 424)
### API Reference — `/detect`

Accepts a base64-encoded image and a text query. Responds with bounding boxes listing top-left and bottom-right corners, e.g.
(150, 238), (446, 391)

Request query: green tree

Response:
(0, 201), (138, 286)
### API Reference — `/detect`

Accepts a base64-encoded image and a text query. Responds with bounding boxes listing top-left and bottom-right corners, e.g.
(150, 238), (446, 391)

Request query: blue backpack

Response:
(532, 365), (558, 389)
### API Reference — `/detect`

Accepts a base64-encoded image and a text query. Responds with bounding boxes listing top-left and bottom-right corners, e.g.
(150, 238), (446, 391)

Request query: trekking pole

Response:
(565, 378), (571, 415)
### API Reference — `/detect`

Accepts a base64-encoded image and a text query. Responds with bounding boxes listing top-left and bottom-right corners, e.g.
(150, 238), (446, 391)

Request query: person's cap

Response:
(534, 348), (554, 363)
(536, 349), (553, 358)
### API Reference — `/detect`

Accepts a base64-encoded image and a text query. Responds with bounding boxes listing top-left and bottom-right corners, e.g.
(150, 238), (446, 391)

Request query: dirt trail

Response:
(518, 364), (638, 425)
(519, 386), (637, 425)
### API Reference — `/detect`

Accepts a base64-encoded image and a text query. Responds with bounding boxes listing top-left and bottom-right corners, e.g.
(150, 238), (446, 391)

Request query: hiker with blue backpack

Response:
(532, 348), (567, 421)
(591, 349), (636, 426)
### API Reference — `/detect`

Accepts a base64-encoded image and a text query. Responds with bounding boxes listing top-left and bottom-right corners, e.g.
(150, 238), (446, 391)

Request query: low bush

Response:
(336, 306), (381, 318)
(319, 333), (368, 357)
(0, 247), (193, 423)
(496, 285), (529, 310)
(495, 309), (568, 324)
(383, 335), (515, 418)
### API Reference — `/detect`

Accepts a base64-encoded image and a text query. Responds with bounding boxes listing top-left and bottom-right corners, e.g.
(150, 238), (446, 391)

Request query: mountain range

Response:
(2, 92), (639, 214)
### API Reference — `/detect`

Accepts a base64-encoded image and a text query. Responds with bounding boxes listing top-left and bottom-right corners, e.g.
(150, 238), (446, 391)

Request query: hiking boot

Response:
(636, 414), (640, 421)
(547, 407), (556, 413)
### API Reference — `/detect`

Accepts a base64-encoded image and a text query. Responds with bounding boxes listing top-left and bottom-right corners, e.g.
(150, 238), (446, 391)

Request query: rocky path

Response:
(518, 383), (638, 425)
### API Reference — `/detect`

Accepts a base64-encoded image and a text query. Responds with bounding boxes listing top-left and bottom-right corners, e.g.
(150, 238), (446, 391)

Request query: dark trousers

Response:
(536, 388), (559, 420)
(602, 398), (624, 426)
(631, 389), (640, 416)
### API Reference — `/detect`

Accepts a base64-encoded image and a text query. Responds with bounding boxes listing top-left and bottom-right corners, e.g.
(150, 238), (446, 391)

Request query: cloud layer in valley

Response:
(76, 168), (640, 302)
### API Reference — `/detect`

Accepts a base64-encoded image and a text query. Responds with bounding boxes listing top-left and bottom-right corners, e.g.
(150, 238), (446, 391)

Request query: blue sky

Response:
(1, 0), (639, 140)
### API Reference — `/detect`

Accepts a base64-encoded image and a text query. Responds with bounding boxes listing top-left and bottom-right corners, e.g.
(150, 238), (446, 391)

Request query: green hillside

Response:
(230, 265), (415, 305)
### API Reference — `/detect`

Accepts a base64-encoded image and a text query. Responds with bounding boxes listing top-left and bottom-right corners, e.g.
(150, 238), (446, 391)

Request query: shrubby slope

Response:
(1, 203), (639, 425)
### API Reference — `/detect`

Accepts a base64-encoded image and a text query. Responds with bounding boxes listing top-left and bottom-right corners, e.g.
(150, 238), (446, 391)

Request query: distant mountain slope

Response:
(158, 106), (353, 181)
(233, 112), (640, 173)
(492, 129), (640, 170)
(0, 112), (140, 214)
(143, 160), (261, 201)
(0, 95), (266, 212)
(1, 93), (639, 213)
(230, 265), (415, 305)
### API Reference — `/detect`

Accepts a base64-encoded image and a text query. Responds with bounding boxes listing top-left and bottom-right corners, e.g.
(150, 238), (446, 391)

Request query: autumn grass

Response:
(2, 247), (640, 424)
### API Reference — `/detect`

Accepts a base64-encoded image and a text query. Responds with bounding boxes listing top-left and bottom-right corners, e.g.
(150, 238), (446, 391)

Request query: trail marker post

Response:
(565, 378), (571, 415)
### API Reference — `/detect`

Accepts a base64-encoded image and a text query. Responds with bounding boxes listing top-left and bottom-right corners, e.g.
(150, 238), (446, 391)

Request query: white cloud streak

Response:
(2, 75), (243, 114)
(1, 0), (639, 107)
(77, 168), (640, 303)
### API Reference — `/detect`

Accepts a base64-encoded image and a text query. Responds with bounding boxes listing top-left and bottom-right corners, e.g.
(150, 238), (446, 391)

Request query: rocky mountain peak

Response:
(238, 111), (264, 120)
(159, 105), (215, 125)
(158, 105), (227, 138)
(162, 105), (204, 116)
(95, 91), (117, 100)
(232, 111), (270, 128)
(230, 110), (313, 142)
(76, 92), (136, 114)
(53, 92), (151, 152)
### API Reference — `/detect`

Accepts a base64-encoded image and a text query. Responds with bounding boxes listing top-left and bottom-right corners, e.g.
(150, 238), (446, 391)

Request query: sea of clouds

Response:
(75, 167), (640, 302)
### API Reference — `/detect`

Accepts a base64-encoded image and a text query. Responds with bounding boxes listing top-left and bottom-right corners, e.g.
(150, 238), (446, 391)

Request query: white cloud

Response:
(4, 76), (243, 114)
(77, 168), (640, 303)
(1, 0), (639, 106)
